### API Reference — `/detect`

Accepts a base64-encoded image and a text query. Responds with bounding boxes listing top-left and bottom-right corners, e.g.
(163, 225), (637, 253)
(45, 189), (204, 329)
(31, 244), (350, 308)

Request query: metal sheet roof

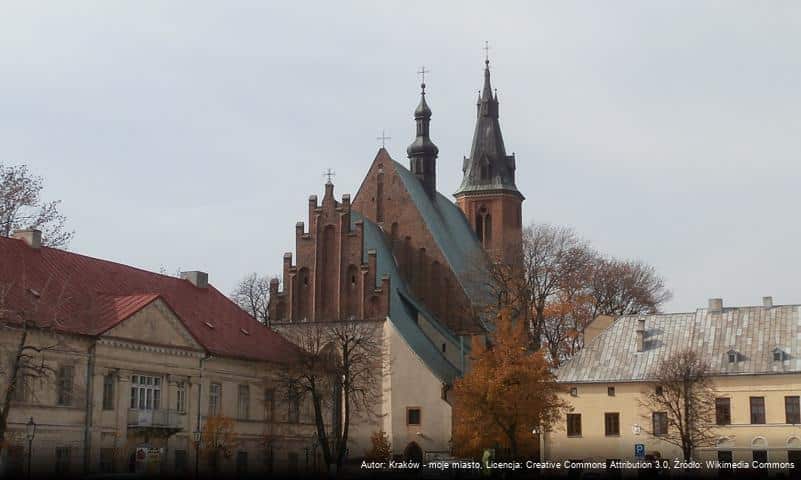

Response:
(357, 213), (463, 383)
(392, 160), (492, 306)
(557, 305), (801, 383)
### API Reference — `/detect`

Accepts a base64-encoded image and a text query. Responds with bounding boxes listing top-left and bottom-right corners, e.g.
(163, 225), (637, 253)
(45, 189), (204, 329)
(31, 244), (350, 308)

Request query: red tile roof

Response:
(0, 236), (301, 364)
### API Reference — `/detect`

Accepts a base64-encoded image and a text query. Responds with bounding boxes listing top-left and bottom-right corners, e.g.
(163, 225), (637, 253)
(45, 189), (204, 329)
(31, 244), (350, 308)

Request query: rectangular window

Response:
(652, 412), (668, 436)
(750, 397), (766, 424)
(407, 407), (421, 426)
(57, 365), (74, 406)
(209, 383), (221, 416)
(786, 396), (800, 424)
(288, 390), (300, 424)
(99, 448), (114, 473)
(788, 451), (801, 471)
(175, 450), (187, 473)
(102, 374), (115, 410)
(607, 386), (615, 396)
(238, 384), (250, 420)
(236, 451), (248, 474)
(566, 413), (582, 437)
(264, 388), (275, 423)
(8, 354), (27, 402)
(604, 413), (620, 436)
(753, 450), (768, 463)
(6, 446), (24, 476)
(715, 398), (731, 425)
(176, 382), (186, 413)
(130, 374), (161, 410)
(288, 452), (299, 475)
(717, 450), (732, 470)
(55, 447), (71, 473)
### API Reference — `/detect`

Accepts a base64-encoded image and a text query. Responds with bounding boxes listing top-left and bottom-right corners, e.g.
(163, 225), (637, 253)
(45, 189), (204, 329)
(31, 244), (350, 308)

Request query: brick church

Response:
(268, 57), (525, 458)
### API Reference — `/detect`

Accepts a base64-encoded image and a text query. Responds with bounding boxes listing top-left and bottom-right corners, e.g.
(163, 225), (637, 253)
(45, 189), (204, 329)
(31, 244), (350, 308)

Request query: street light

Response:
(25, 417), (36, 480)
(193, 428), (201, 480)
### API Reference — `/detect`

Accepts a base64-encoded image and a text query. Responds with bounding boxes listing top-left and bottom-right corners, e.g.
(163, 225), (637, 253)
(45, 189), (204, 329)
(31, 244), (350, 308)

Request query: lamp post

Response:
(193, 429), (201, 480)
(25, 417), (36, 480)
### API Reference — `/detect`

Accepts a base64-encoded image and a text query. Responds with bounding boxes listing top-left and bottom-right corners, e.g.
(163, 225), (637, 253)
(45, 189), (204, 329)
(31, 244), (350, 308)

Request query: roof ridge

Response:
(0, 236), (194, 284)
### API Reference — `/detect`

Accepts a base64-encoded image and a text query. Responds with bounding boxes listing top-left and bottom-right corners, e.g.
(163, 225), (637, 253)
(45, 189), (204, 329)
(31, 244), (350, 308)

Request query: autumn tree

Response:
(453, 309), (568, 458)
(640, 349), (716, 461)
(200, 414), (239, 472)
(277, 321), (382, 472)
(230, 273), (272, 324)
(365, 430), (392, 462)
(0, 163), (73, 248)
(481, 223), (671, 364)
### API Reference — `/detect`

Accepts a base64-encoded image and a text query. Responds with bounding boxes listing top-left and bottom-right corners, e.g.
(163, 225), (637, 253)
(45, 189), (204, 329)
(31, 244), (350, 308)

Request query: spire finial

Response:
(483, 41), (490, 67)
(417, 65), (430, 94)
(376, 130), (391, 148)
(323, 168), (336, 185)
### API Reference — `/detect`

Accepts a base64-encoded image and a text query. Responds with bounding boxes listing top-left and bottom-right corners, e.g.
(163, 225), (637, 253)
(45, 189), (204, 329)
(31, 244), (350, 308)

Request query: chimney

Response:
(12, 229), (42, 249)
(762, 296), (773, 308)
(708, 298), (723, 313)
(180, 271), (208, 289)
(635, 318), (646, 352)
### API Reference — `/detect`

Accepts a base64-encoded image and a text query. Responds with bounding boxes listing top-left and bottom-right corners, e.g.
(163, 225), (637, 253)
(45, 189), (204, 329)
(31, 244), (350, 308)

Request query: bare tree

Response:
(479, 223), (671, 364)
(589, 257), (673, 318)
(277, 321), (382, 472)
(230, 273), (272, 324)
(0, 163), (74, 248)
(0, 280), (64, 456)
(640, 349), (717, 461)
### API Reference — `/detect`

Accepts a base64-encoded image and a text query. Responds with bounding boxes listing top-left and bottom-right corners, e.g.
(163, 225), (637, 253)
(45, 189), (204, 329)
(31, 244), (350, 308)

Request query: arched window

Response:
(475, 214), (484, 243)
(484, 214), (492, 244)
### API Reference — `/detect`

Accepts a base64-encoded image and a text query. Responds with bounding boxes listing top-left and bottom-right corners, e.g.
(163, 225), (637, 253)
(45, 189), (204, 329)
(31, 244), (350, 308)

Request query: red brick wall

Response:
(456, 192), (522, 266)
(352, 149), (478, 334)
(269, 182), (390, 324)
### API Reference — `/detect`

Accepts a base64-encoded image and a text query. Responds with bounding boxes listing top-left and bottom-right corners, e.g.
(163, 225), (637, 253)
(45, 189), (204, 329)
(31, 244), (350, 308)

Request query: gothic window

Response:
(376, 170), (384, 222)
(484, 214), (492, 244)
(390, 223), (399, 251)
(348, 265), (358, 288)
(475, 214), (484, 243)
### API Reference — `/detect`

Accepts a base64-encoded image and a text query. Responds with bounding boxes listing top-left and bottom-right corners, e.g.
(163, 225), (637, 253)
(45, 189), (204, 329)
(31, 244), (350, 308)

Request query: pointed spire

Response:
(481, 58), (493, 101)
(455, 55), (522, 200)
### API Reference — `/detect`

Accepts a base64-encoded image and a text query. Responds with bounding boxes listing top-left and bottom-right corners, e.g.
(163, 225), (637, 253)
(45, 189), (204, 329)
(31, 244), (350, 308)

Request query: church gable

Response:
(101, 298), (202, 351)
(352, 149), (482, 334)
(268, 180), (391, 324)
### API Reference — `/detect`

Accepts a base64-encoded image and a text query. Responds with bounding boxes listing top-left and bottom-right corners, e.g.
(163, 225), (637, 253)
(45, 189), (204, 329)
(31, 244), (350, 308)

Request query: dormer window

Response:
(727, 350), (738, 364)
(773, 348), (785, 362)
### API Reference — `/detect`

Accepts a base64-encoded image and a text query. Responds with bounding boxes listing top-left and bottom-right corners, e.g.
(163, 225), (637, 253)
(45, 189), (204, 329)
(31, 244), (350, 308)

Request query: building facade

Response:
(546, 298), (801, 476)
(0, 230), (320, 477)
(268, 59), (526, 460)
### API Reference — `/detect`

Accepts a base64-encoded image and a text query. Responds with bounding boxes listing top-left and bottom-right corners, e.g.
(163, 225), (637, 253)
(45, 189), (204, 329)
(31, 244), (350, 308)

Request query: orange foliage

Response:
(201, 415), (238, 461)
(453, 309), (568, 458)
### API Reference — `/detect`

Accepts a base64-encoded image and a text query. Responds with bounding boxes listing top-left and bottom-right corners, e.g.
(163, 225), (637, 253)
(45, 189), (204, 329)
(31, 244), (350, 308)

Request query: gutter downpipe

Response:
(83, 340), (97, 475)
(195, 353), (211, 480)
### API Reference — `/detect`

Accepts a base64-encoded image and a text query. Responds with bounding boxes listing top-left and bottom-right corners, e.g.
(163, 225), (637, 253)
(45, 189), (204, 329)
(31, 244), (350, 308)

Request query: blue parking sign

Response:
(634, 444), (645, 458)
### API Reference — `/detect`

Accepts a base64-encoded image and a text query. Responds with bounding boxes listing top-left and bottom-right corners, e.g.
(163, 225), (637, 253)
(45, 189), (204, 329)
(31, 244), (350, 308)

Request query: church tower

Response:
(407, 78), (439, 196)
(455, 57), (524, 264)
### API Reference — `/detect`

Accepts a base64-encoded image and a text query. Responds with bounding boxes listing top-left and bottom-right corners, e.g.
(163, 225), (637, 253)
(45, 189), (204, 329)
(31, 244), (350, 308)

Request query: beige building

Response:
(546, 298), (801, 476)
(0, 230), (320, 477)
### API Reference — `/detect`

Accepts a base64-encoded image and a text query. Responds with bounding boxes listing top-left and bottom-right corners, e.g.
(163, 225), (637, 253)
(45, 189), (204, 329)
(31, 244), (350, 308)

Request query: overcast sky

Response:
(2, 2), (799, 312)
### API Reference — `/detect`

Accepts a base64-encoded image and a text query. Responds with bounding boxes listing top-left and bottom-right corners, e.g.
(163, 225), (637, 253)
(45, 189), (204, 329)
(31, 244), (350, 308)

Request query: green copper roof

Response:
(392, 160), (492, 307)
(356, 213), (463, 383)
